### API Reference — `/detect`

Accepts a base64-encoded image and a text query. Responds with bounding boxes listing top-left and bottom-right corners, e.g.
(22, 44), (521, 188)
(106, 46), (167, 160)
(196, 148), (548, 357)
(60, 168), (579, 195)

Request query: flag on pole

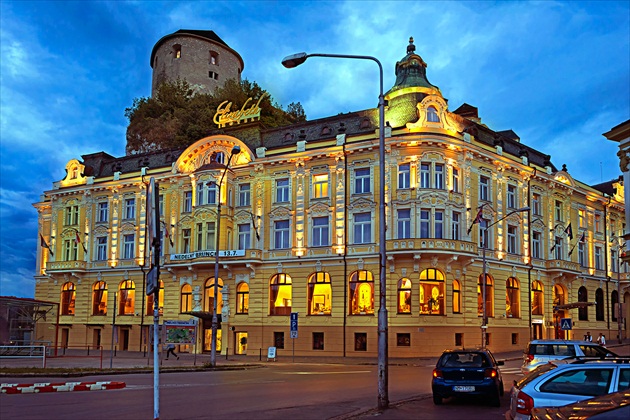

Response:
(564, 223), (573, 240)
(250, 212), (260, 241)
(164, 225), (174, 247)
(75, 231), (87, 253)
(40, 234), (53, 256)
(578, 232), (586, 243)
(467, 207), (484, 235)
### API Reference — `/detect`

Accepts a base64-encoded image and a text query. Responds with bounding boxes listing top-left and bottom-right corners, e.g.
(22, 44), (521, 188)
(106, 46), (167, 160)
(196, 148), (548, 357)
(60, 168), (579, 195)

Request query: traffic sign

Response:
(290, 312), (298, 332)
(560, 318), (572, 330)
(290, 331), (298, 339)
(146, 267), (158, 295)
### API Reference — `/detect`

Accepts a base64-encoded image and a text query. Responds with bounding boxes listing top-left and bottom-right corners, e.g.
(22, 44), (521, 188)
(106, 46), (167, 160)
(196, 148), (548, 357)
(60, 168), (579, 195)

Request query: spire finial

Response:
(407, 37), (415, 54)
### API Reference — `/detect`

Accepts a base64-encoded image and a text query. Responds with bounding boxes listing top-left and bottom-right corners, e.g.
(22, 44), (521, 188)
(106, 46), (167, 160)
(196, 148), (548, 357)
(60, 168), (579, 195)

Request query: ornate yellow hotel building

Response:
(33, 34), (628, 357)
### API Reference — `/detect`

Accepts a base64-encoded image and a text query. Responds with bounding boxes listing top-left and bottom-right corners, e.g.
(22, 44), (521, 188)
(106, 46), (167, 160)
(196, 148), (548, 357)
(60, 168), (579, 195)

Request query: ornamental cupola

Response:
(384, 37), (443, 128)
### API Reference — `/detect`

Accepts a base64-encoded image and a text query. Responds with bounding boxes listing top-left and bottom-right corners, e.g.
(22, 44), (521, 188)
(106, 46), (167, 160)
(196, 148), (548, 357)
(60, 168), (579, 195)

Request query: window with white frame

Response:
(420, 163), (430, 188)
(507, 225), (517, 254)
(612, 250), (618, 272)
(555, 200), (563, 221)
(238, 224), (251, 250)
(65, 205), (79, 225)
(419, 162), (445, 189)
(182, 229), (191, 253)
(532, 231), (541, 259)
(479, 219), (489, 248)
(479, 176), (490, 201)
(420, 209), (430, 238)
(397, 209), (411, 239)
(578, 242), (586, 266)
(312, 173), (329, 198)
(354, 167), (371, 194)
(274, 220), (290, 249)
(451, 168), (460, 193)
(507, 184), (517, 209)
(123, 234), (135, 259)
(595, 214), (602, 233)
(239, 183), (251, 207)
(435, 211), (444, 239)
(97, 202), (108, 223)
(451, 211), (460, 240)
(434, 164), (444, 189)
(206, 222), (215, 250)
(63, 239), (78, 261)
(196, 223), (203, 251)
(398, 163), (410, 189)
(554, 236), (563, 260)
(312, 216), (329, 247)
(276, 178), (290, 202)
(532, 193), (541, 216)
(207, 183), (217, 205)
(158, 194), (164, 217)
(419, 209), (443, 239)
(595, 246), (602, 270)
(183, 191), (192, 212)
(124, 198), (135, 220)
(427, 106), (440, 122)
(353, 212), (372, 244)
(96, 236), (108, 261)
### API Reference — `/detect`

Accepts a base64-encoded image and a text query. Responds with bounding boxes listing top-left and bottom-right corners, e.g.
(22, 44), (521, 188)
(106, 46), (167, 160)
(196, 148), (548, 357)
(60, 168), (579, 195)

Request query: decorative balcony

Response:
(387, 239), (478, 257)
(46, 260), (87, 273)
(545, 259), (581, 274)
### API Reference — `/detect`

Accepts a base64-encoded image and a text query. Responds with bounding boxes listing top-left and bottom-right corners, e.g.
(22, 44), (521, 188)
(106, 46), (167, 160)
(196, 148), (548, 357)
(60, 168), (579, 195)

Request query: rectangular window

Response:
(276, 178), (290, 202)
(274, 220), (290, 249)
(196, 183), (204, 206)
(455, 333), (463, 347)
(555, 200), (563, 222)
(398, 163), (410, 189)
(124, 198), (135, 220)
(612, 250), (618, 273)
(312, 216), (329, 247)
(479, 176), (489, 201)
(65, 205), (79, 225)
(578, 243), (586, 266)
(507, 225), (517, 254)
(435, 164), (444, 190)
(420, 163), (430, 188)
(312, 332), (324, 350)
(532, 193), (541, 216)
(595, 246), (602, 270)
(578, 209), (586, 229)
(239, 184), (251, 207)
(196, 223), (203, 251)
(354, 168), (371, 194)
(595, 214), (602, 233)
(397, 333), (411, 347)
(532, 231), (541, 259)
(158, 194), (164, 217)
(313, 173), (329, 198)
(97, 202), (108, 223)
(507, 185), (517, 209)
(397, 209), (411, 239)
(435, 211), (444, 239)
(452, 168), (460, 193)
(183, 191), (192, 213)
(238, 224), (251, 250)
(64, 239), (78, 261)
(96, 236), (108, 261)
(555, 237), (563, 260)
(452, 211), (460, 240)
(480, 219), (489, 248)
(354, 332), (367, 351)
(274, 332), (285, 349)
(123, 234), (135, 259)
(207, 183), (217, 205)
(420, 210), (430, 238)
(354, 212), (372, 244)
(206, 222), (215, 250)
(182, 229), (191, 253)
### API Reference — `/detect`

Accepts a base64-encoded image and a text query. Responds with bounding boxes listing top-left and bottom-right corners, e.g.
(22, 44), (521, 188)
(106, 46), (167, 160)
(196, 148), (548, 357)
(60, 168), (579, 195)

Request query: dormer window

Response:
(360, 118), (371, 129)
(427, 106), (440, 122)
(173, 44), (181, 59)
(70, 167), (78, 180)
(321, 126), (331, 136)
(210, 51), (219, 65)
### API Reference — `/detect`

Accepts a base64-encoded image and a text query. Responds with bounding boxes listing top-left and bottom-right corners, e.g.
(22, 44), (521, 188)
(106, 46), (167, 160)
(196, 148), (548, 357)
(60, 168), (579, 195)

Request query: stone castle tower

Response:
(150, 29), (244, 96)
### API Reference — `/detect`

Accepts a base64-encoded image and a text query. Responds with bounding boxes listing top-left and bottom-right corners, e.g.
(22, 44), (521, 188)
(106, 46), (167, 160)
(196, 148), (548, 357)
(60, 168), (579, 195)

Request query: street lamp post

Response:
(480, 207), (529, 349)
(282, 52), (389, 409)
(210, 145), (241, 368)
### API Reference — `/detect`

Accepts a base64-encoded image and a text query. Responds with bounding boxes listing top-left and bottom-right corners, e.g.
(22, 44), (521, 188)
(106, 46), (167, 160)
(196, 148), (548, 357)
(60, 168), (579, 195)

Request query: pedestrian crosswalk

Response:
(500, 367), (523, 375)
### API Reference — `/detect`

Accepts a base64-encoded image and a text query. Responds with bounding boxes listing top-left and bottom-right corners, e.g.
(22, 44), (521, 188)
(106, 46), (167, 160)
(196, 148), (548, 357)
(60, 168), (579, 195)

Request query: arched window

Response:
(612, 290), (619, 322)
(397, 278), (412, 314)
(349, 270), (374, 315)
(92, 281), (107, 315)
(270, 274), (292, 315)
(236, 282), (249, 314)
(146, 280), (164, 316)
(204, 277), (224, 314)
(308, 272), (332, 315)
(427, 106), (440, 122)
(578, 286), (588, 321)
(452, 280), (461, 314)
(61, 282), (76, 315)
(532, 281), (544, 315)
(119, 280), (135, 315)
(553, 284), (566, 306)
(180, 284), (192, 313)
(595, 288), (604, 321)
(477, 274), (494, 317)
(419, 269), (445, 315)
(506, 277), (520, 318)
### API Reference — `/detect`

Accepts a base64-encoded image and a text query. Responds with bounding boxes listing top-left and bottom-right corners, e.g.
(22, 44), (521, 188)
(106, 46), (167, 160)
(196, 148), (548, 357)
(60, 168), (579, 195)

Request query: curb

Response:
(1, 381), (126, 394)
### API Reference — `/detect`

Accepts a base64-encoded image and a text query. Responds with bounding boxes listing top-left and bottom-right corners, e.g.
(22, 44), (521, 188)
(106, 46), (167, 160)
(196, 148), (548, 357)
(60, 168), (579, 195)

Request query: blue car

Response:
(432, 348), (505, 406)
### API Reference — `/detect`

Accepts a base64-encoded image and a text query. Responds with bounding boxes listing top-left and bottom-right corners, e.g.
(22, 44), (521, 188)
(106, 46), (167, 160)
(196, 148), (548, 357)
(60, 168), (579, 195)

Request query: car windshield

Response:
(516, 362), (558, 388)
(440, 352), (489, 368)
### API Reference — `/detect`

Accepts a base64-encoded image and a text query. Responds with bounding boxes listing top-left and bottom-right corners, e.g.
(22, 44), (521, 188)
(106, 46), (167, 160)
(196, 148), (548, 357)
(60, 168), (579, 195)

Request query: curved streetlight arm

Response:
(486, 207), (530, 230)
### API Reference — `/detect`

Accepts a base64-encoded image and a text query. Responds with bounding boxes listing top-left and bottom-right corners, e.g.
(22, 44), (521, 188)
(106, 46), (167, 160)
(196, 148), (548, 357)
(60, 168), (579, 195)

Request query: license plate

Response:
(453, 386), (475, 392)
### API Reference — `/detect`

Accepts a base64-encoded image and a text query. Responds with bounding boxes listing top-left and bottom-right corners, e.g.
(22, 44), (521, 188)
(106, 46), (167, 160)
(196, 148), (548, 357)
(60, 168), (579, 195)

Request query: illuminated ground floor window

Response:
(397, 333), (411, 347)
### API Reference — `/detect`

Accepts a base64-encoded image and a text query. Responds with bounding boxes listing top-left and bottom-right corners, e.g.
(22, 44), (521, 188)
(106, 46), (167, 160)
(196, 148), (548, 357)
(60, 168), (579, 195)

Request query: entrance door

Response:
(61, 328), (69, 350)
(532, 323), (543, 340)
(235, 332), (248, 355)
(203, 319), (222, 352)
(121, 329), (129, 351)
(93, 329), (101, 349)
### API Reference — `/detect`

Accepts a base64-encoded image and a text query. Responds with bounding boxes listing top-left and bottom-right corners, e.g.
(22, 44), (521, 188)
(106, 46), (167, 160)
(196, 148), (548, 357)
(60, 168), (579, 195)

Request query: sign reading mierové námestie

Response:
(170, 249), (245, 261)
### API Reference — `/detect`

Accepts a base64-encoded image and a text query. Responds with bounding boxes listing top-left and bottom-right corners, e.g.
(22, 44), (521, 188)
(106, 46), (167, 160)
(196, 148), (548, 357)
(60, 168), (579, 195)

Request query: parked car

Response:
(432, 348), (504, 406)
(521, 339), (618, 374)
(508, 358), (630, 419)
(530, 389), (630, 420)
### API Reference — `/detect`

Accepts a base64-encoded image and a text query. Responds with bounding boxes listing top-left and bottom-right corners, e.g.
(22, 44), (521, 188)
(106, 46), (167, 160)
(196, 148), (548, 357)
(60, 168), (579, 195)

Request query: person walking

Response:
(597, 333), (606, 346)
(165, 343), (179, 360)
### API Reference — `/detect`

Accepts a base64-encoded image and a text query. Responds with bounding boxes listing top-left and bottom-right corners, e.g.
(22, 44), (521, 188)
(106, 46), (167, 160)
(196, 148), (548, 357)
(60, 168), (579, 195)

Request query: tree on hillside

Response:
(125, 79), (306, 154)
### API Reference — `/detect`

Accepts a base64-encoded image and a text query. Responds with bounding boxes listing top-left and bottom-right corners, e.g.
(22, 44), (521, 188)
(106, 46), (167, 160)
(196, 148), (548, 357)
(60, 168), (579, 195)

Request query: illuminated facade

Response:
(33, 37), (627, 357)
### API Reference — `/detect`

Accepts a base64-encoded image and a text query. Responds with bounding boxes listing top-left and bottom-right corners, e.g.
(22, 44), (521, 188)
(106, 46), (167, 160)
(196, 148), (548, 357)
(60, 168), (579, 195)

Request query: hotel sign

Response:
(170, 249), (245, 261)
(213, 93), (268, 128)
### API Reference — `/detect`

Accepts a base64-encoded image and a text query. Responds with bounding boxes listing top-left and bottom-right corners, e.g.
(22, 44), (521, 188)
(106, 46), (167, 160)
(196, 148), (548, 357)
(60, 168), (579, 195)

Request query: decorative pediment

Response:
(269, 206), (293, 219)
(193, 207), (217, 220)
(406, 95), (465, 133)
(175, 135), (253, 174)
(308, 202), (331, 217)
(60, 159), (87, 187)
(348, 197), (376, 211)
(417, 191), (448, 206)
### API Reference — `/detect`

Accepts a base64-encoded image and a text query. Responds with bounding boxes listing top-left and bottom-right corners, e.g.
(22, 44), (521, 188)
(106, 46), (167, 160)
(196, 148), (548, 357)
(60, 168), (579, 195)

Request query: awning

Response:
(554, 302), (595, 310)
(183, 311), (221, 322)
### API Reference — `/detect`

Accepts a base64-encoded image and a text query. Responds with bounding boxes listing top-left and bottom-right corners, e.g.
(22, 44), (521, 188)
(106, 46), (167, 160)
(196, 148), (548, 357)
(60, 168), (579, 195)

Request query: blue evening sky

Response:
(1, 1), (628, 298)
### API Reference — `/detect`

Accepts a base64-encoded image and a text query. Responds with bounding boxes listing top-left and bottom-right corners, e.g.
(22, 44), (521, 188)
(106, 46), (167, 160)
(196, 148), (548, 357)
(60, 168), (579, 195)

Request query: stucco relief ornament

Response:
(618, 149), (630, 172)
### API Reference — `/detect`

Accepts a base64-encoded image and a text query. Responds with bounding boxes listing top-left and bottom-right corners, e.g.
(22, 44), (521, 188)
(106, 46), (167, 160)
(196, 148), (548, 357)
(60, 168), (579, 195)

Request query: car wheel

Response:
(433, 394), (443, 405)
